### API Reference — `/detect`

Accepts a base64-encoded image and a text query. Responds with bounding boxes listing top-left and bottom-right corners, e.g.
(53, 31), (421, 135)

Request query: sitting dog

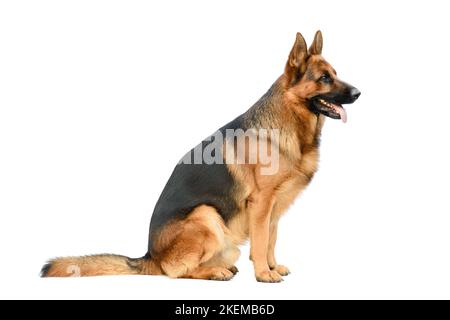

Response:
(42, 31), (360, 282)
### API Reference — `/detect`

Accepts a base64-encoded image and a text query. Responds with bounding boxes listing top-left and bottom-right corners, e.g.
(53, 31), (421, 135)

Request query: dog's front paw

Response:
(271, 264), (290, 276)
(255, 270), (283, 283)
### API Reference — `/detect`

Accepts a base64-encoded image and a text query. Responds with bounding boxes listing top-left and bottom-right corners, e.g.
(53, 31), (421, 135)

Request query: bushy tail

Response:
(41, 253), (161, 277)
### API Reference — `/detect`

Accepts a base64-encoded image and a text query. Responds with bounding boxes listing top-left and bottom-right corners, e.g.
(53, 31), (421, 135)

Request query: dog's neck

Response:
(243, 76), (324, 162)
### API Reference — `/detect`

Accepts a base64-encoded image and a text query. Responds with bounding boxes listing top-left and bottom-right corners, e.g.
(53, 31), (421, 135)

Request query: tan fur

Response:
(150, 205), (240, 280)
(43, 255), (141, 277)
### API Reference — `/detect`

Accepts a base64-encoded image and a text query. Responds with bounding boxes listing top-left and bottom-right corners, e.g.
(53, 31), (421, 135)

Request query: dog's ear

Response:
(288, 32), (308, 69)
(285, 32), (308, 83)
(309, 30), (323, 55)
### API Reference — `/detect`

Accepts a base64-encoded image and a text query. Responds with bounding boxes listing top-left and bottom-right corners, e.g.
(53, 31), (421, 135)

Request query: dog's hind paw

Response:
(228, 265), (239, 275)
(208, 268), (234, 281)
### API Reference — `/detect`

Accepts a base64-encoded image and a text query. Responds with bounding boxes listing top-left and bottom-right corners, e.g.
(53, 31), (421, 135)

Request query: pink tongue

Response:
(333, 104), (347, 123)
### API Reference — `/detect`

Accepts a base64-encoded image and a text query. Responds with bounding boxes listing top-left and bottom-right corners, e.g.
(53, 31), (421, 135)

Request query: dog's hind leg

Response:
(155, 205), (236, 280)
(183, 239), (240, 280)
(201, 238), (241, 275)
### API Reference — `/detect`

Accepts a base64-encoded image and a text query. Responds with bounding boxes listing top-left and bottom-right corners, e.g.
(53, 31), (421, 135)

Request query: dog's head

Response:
(284, 31), (360, 123)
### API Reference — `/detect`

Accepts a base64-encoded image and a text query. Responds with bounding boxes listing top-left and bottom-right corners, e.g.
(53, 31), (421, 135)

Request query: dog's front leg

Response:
(248, 193), (283, 283)
(267, 219), (290, 276)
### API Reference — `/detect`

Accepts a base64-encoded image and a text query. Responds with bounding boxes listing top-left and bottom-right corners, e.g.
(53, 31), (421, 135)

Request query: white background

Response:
(1, 0), (449, 300)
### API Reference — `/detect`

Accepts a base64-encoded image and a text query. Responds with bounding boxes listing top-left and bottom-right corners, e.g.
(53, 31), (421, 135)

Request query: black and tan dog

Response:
(41, 31), (360, 282)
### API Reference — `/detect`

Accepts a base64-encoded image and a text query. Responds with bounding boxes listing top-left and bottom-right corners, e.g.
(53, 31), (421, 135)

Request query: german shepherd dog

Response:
(41, 31), (360, 282)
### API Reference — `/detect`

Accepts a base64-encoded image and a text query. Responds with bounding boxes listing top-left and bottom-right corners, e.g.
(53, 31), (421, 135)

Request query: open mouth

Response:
(310, 97), (348, 123)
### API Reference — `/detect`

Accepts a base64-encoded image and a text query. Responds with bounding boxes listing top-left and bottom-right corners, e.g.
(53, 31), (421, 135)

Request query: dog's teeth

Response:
(319, 99), (334, 108)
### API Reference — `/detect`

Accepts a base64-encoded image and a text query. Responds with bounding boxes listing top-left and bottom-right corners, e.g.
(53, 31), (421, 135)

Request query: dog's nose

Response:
(350, 87), (361, 101)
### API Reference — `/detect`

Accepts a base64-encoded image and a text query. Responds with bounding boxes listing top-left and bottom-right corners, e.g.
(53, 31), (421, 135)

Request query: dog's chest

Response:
(297, 148), (319, 179)
(271, 148), (319, 217)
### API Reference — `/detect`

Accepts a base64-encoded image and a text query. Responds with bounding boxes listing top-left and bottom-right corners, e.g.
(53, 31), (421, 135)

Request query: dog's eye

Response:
(319, 74), (333, 84)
